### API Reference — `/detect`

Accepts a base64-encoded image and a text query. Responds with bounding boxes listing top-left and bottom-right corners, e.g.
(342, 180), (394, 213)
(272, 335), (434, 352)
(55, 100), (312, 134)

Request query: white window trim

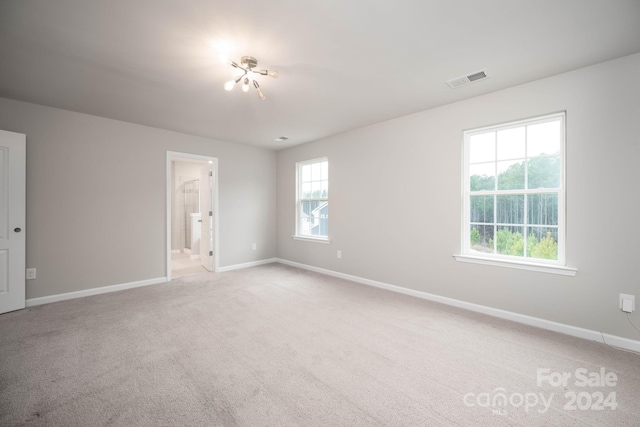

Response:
(294, 157), (329, 241)
(457, 112), (575, 274)
(453, 254), (576, 276)
(292, 235), (332, 244)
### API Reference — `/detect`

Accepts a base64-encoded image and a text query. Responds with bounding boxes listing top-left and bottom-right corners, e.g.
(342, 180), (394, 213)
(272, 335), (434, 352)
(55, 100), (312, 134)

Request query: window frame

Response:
(458, 112), (574, 274)
(294, 157), (329, 242)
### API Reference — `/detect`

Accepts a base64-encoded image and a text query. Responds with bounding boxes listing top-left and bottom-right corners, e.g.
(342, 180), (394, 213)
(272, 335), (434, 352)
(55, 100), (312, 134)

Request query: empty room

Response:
(1, 1), (640, 426)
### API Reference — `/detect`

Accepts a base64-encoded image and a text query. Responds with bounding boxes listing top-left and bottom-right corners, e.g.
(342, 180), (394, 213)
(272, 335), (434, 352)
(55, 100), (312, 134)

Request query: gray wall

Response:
(277, 53), (640, 340)
(0, 98), (277, 299)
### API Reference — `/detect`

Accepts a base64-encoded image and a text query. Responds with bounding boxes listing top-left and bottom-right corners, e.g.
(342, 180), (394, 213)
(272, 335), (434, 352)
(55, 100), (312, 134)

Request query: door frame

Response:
(166, 151), (219, 281)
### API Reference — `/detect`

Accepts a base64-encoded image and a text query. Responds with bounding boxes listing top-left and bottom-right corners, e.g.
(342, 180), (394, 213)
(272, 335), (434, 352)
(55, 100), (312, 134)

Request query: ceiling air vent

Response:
(446, 69), (490, 89)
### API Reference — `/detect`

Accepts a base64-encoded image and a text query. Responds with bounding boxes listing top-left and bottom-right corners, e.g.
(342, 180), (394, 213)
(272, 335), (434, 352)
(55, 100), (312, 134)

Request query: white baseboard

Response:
(217, 258), (279, 273)
(26, 277), (168, 307)
(171, 249), (180, 254)
(276, 258), (640, 353)
(24, 257), (277, 307)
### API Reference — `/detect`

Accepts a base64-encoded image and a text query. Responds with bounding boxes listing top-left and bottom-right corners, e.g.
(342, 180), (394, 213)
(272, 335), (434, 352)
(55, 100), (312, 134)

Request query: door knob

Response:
(14, 228), (21, 233)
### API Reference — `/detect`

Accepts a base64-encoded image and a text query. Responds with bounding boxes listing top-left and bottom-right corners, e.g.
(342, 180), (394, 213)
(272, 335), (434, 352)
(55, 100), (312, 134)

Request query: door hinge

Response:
(209, 251), (213, 256)
(209, 211), (213, 216)
(209, 171), (213, 177)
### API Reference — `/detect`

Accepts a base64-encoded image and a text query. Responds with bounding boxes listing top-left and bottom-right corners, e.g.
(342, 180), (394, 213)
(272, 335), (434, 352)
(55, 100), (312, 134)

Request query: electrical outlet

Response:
(337, 250), (342, 259)
(252, 243), (257, 251)
(619, 294), (635, 313)
(26, 268), (36, 280)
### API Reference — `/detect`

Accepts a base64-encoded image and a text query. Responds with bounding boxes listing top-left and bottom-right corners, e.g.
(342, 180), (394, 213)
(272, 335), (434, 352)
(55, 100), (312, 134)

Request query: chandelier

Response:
(223, 56), (279, 100)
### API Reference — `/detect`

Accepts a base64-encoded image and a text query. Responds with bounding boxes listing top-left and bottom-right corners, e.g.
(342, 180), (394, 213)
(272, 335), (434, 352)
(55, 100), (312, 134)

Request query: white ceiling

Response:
(1, 0), (639, 150)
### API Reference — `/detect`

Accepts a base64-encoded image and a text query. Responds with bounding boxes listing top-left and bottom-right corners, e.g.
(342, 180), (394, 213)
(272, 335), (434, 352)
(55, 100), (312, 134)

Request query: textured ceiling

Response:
(1, 0), (640, 150)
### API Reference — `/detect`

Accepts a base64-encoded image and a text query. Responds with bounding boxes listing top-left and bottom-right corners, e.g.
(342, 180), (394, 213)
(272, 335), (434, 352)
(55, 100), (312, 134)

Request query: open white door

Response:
(199, 163), (214, 272)
(0, 130), (26, 314)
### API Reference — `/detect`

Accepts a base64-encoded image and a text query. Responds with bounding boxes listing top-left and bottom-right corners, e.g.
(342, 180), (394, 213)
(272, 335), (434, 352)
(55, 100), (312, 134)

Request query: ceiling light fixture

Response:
(222, 56), (278, 100)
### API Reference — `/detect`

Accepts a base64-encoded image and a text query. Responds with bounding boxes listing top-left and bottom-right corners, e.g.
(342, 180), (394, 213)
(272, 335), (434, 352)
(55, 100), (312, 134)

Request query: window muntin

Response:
(296, 158), (328, 239)
(463, 113), (565, 264)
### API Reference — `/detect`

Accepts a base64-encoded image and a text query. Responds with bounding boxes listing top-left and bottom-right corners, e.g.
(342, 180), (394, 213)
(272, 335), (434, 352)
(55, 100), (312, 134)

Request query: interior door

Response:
(199, 163), (213, 271)
(0, 130), (26, 314)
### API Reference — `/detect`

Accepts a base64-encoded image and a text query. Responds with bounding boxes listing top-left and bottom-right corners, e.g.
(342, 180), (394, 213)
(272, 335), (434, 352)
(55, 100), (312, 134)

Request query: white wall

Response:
(0, 97), (277, 299)
(277, 53), (640, 340)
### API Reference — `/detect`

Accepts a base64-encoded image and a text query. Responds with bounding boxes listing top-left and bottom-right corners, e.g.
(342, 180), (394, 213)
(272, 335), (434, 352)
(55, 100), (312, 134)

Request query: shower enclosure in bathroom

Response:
(182, 179), (200, 254)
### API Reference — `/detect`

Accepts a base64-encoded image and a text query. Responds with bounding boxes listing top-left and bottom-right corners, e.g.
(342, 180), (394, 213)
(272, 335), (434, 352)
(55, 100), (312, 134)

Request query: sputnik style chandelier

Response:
(222, 56), (279, 100)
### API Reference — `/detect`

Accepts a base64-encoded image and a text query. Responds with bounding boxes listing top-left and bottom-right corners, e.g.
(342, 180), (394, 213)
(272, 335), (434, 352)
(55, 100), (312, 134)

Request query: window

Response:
(296, 158), (328, 240)
(461, 113), (566, 266)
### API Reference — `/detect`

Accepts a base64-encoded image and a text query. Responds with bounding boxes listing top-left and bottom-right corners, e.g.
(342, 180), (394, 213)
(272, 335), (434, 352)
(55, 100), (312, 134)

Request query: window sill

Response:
(453, 254), (577, 276)
(292, 235), (331, 244)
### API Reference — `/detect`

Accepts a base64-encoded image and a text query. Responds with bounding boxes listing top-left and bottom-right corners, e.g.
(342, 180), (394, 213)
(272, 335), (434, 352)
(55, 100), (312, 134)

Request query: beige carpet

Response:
(1, 263), (639, 426)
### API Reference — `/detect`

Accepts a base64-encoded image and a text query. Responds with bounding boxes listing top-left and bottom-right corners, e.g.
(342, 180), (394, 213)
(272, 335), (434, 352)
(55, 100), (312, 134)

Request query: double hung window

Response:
(462, 113), (566, 265)
(296, 158), (328, 240)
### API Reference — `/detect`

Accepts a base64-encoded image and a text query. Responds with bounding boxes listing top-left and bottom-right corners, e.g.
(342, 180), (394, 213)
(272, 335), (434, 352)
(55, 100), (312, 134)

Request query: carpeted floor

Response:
(1, 263), (639, 426)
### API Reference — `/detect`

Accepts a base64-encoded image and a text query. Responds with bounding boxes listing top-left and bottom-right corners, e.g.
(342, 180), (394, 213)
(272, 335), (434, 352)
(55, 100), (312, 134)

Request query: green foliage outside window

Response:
(480, 228), (557, 260)
(529, 231), (558, 260)
(470, 228), (481, 246)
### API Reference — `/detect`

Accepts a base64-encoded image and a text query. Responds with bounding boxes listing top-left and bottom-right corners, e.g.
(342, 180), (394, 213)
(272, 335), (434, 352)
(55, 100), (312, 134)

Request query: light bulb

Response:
(242, 78), (250, 93)
(224, 75), (244, 91)
(267, 70), (279, 78)
(253, 80), (266, 100)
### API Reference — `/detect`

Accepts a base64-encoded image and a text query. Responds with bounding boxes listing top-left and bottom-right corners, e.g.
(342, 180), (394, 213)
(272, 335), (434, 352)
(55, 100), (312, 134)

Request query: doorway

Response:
(166, 152), (219, 281)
